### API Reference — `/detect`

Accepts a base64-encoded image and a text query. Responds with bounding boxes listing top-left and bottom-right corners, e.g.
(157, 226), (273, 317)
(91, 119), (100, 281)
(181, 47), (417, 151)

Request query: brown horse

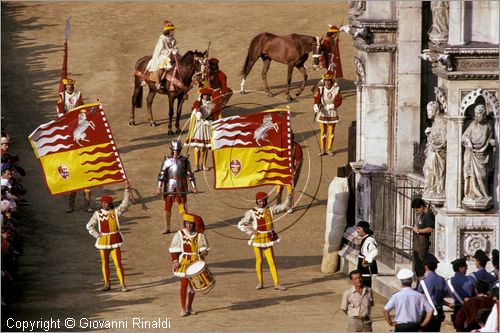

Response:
(239, 33), (321, 101)
(130, 50), (207, 134)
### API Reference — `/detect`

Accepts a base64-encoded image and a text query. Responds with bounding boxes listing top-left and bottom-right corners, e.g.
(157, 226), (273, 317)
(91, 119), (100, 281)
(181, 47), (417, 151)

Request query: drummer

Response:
(169, 213), (209, 317)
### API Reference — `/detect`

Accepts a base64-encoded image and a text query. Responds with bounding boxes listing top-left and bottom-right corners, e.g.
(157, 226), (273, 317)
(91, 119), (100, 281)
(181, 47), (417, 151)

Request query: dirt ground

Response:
(0, 2), (399, 331)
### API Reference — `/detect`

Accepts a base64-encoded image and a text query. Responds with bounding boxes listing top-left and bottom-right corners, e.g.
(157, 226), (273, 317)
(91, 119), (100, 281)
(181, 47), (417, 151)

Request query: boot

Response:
(162, 211), (171, 234)
(156, 69), (166, 90)
(84, 189), (93, 212)
(101, 281), (111, 291)
(66, 192), (76, 213)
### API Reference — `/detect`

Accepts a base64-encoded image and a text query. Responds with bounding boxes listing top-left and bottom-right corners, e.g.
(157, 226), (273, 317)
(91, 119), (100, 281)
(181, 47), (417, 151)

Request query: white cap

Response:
(396, 268), (414, 280)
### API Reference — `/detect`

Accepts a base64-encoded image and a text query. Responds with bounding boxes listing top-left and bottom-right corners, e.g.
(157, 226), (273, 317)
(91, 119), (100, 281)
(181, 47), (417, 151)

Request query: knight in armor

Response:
(56, 78), (92, 214)
(313, 71), (342, 156)
(86, 185), (131, 292)
(186, 88), (214, 171)
(320, 25), (343, 78)
(204, 57), (233, 119)
(169, 213), (209, 317)
(146, 20), (179, 90)
(155, 140), (198, 234)
(238, 192), (290, 291)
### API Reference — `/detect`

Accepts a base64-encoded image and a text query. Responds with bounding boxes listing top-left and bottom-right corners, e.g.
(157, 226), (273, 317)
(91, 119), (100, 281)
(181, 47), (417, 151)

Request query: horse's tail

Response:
(132, 56), (150, 109)
(240, 32), (270, 77)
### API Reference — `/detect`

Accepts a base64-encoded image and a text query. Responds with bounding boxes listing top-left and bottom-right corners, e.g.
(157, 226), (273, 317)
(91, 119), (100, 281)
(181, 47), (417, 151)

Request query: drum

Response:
(185, 260), (215, 294)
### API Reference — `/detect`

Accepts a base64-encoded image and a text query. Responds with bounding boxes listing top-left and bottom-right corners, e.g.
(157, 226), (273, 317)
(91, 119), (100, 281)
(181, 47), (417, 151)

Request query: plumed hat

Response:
(62, 78), (75, 85)
(163, 20), (175, 31)
(328, 25), (340, 33)
(322, 71), (335, 80)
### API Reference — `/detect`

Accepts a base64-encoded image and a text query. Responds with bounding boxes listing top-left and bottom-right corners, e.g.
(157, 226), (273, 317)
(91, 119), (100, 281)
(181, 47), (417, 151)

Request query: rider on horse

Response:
(146, 20), (179, 90)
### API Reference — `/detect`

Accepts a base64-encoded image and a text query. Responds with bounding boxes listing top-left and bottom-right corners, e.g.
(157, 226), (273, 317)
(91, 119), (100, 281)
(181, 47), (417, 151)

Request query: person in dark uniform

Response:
(492, 249), (499, 288)
(416, 253), (450, 332)
(447, 257), (473, 329)
(356, 221), (378, 288)
(467, 250), (497, 292)
(411, 198), (435, 278)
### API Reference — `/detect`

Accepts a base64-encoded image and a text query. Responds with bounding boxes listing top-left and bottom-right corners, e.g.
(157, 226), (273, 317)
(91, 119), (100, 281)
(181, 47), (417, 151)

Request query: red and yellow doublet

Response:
(94, 209), (123, 249)
(249, 207), (280, 247)
(169, 229), (209, 277)
(314, 84), (342, 124)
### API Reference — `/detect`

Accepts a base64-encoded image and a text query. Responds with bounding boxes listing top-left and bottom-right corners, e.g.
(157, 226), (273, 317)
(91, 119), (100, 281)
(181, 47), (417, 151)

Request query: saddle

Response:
(136, 68), (187, 92)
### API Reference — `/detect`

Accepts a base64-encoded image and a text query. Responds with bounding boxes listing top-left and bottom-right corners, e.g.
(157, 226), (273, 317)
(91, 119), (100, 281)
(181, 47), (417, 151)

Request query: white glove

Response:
(313, 104), (319, 113)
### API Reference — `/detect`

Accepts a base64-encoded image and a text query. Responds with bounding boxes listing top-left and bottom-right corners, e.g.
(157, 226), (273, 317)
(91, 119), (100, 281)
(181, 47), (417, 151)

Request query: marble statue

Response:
(462, 104), (496, 210)
(423, 101), (447, 205)
(429, 1), (449, 44)
(349, 0), (365, 16)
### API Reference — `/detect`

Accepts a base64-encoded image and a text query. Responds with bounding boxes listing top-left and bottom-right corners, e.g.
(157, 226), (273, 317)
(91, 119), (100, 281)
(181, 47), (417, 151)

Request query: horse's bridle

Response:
(190, 54), (208, 89)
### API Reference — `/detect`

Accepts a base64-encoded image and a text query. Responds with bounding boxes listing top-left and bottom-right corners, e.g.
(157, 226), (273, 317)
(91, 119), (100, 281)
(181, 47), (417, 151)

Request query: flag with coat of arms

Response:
(211, 108), (292, 189)
(28, 102), (127, 195)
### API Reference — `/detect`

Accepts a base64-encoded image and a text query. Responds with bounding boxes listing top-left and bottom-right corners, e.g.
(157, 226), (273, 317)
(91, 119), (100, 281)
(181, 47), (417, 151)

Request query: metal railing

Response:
(370, 173), (431, 269)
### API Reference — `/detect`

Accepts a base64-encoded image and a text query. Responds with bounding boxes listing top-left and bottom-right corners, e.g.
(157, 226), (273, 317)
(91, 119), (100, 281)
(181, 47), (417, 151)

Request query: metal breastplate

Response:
(161, 156), (189, 193)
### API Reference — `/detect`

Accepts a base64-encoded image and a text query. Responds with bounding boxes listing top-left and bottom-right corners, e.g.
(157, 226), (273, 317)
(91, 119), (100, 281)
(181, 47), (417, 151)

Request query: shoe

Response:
(121, 284), (128, 292)
(255, 283), (263, 290)
(85, 207), (93, 213)
(162, 229), (171, 235)
(318, 151), (327, 156)
(202, 166), (210, 171)
(101, 282), (111, 291)
(180, 310), (189, 317)
(274, 283), (287, 290)
(65, 208), (74, 213)
(287, 208), (294, 214)
(187, 308), (197, 315)
(327, 151), (335, 156)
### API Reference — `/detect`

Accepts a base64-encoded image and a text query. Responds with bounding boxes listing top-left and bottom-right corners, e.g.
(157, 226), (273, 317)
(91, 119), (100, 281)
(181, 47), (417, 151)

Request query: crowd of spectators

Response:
(1, 120), (30, 307)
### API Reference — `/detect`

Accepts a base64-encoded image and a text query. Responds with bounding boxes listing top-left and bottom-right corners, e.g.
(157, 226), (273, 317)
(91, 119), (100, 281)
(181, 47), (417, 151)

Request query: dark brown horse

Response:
(130, 50), (207, 134)
(240, 33), (321, 101)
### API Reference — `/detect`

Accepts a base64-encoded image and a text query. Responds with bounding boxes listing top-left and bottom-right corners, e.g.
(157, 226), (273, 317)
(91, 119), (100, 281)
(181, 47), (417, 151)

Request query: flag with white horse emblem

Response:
(28, 103), (127, 195)
(211, 108), (292, 189)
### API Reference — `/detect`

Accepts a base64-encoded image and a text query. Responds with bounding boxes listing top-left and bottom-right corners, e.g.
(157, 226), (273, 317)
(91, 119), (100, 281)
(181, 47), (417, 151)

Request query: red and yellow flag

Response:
(211, 108), (292, 189)
(28, 103), (127, 195)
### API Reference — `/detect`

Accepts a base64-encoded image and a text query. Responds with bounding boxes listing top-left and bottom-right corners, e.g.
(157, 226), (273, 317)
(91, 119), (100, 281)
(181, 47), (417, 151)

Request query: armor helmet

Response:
(169, 140), (183, 152)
